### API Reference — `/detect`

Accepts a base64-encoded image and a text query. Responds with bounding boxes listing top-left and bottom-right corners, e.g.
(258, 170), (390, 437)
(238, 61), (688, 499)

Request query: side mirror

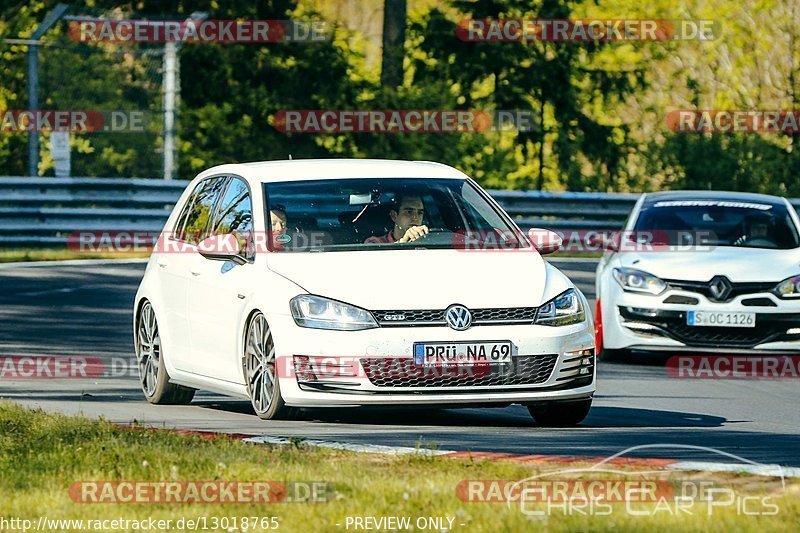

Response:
(527, 228), (562, 255)
(197, 233), (248, 265)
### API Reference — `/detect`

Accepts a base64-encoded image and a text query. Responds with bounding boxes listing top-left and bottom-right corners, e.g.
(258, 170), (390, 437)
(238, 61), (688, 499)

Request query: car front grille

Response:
(663, 324), (781, 347)
(372, 307), (538, 327)
(665, 279), (777, 303)
(619, 307), (800, 348)
(358, 354), (558, 388)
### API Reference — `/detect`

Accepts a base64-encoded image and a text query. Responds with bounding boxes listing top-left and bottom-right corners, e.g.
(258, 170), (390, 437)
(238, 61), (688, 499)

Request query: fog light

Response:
(293, 355), (361, 381)
(626, 307), (659, 317)
(293, 355), (318, 382)
(623, 322), (663, 332)
(564, 349), (594, 375)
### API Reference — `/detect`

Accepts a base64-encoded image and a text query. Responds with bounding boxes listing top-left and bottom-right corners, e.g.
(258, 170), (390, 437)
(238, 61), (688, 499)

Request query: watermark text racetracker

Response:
(457, 479), (675, 503)
(272, 110), (539, 133)
(457, 19), (719, 42)
(69, 18), (327, 43)
(668, 110), (800, 133)
(0, 110), (150, 133)
(0, 356), (136, 379)
(458, 478), (780, 516)
(70, 480), (328, 504)
(457, 445), (788, 517)
(667, 355), (800, 379)
(0, 353), (526, 382)
(66, 229), (721, 254)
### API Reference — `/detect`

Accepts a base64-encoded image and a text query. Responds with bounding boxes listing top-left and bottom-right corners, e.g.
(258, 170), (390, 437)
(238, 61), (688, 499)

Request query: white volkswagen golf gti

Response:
(134, 159), (595, 424)
(596, 190), (800, 360)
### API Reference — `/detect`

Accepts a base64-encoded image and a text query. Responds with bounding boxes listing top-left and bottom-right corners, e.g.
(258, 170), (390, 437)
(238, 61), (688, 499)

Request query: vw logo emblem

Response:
(445, 304), (472, 331)
(708, 275), (733, 301)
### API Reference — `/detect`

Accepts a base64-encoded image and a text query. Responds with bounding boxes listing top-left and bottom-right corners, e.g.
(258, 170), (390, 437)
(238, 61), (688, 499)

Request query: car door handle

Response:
(190, 270), (201, 276)
(157, 261), (168, 268)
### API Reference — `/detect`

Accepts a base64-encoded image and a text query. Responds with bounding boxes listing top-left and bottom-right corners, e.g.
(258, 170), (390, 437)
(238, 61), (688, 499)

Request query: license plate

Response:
(413, 341), (512, 367)
(687, 311), (756, 328)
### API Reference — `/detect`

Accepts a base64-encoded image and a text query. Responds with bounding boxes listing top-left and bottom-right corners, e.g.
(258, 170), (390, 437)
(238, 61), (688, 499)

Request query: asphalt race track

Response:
(1, 259), (798, 467)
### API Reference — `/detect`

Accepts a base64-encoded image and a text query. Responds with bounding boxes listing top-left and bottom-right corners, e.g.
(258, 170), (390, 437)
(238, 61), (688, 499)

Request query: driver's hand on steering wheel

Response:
(399, 225), (429, 243)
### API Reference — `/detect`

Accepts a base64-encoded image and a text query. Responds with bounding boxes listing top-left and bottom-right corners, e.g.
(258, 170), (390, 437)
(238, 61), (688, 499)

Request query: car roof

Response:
(642, 190), (787, 206)
(195, 158), (470, 183)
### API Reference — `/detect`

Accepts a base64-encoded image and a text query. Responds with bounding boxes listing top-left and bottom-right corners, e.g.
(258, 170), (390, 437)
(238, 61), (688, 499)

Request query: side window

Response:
(182, 177), (228, 245)
(173, 187), (200, 241)
(211, 177), (254, 259)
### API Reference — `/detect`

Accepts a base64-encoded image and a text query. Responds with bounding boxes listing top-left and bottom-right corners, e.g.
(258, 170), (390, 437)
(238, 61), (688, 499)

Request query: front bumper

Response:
(267, 313), (595, 407)
(601, 279), (800, 353)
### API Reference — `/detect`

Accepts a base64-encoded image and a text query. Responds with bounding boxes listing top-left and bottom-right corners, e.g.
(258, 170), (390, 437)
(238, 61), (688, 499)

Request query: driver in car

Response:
(364, 194), (429, 244)
(734, 213), (774, 246)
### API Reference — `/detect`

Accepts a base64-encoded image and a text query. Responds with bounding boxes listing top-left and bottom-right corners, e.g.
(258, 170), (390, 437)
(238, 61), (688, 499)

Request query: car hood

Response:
(617, 247), (800, 282)
(266, 249), (549, 309)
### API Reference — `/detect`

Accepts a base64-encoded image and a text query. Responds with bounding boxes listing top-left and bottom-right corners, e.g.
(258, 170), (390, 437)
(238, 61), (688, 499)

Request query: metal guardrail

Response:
(492, 189), (642, 231)
(0, 177), (186, 245)
(1, 177), (798, 246)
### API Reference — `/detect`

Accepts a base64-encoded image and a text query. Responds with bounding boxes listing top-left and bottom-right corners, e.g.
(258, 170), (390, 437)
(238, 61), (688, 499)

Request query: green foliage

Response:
(0, 0), (798, 196)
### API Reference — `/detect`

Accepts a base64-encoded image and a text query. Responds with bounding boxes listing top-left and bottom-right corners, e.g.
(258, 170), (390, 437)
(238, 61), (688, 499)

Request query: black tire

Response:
(598, 347), (629, 363)
(136, 301), (196, 405)
(528, 398), (593, 427)
(244, 312), (298, 420)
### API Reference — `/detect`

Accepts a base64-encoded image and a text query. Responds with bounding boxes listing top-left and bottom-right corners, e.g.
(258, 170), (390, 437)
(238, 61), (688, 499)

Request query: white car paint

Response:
(134, 159), (595, 416)
(596, 191), (800, 355)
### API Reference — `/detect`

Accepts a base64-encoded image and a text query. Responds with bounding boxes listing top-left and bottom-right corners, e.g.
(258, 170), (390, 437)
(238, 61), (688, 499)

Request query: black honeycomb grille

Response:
(358, 355), (558, 388)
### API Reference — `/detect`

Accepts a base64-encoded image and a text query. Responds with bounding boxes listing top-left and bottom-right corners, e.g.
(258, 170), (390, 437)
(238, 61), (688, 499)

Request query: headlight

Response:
(612, 267), (667, 295)
(290, 295), (378, 331)
(775, 274), (800, 298)
(535, 289), (585, 326)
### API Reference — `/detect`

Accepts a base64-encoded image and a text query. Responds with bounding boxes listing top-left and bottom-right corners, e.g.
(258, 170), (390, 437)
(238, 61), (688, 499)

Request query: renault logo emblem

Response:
(445, 304), (472, 330)
(708, 275), (733, 301)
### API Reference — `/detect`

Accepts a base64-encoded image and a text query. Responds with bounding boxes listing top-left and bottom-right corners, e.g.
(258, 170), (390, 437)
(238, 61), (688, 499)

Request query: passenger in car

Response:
(364, 194), (429, 244)
(270, 205), (289, 249)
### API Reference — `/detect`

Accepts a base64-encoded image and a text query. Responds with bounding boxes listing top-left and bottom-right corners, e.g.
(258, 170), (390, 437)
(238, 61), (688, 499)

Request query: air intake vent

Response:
(663, 295), (699, 305)
(742, 298), (777, 307)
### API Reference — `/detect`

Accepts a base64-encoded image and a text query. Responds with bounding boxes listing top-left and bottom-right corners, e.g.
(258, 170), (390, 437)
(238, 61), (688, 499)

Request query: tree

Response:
(407, 0), (641, 191)
(380, 0), (407, 88)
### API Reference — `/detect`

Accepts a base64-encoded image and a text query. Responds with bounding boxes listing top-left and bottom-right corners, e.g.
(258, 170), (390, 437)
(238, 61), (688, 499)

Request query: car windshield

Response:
(263, 178), (525, 252)
(633, 199), (800, 249)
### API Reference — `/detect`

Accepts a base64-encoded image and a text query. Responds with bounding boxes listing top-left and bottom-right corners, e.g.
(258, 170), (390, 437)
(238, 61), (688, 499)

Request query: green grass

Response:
(0, 248), (150, 263)
(0, 402), (797, 532)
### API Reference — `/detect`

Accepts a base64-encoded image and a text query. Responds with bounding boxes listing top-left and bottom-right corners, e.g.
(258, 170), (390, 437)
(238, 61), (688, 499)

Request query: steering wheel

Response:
(745, 237), (776, 248)
(407, 227), (451, 245)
